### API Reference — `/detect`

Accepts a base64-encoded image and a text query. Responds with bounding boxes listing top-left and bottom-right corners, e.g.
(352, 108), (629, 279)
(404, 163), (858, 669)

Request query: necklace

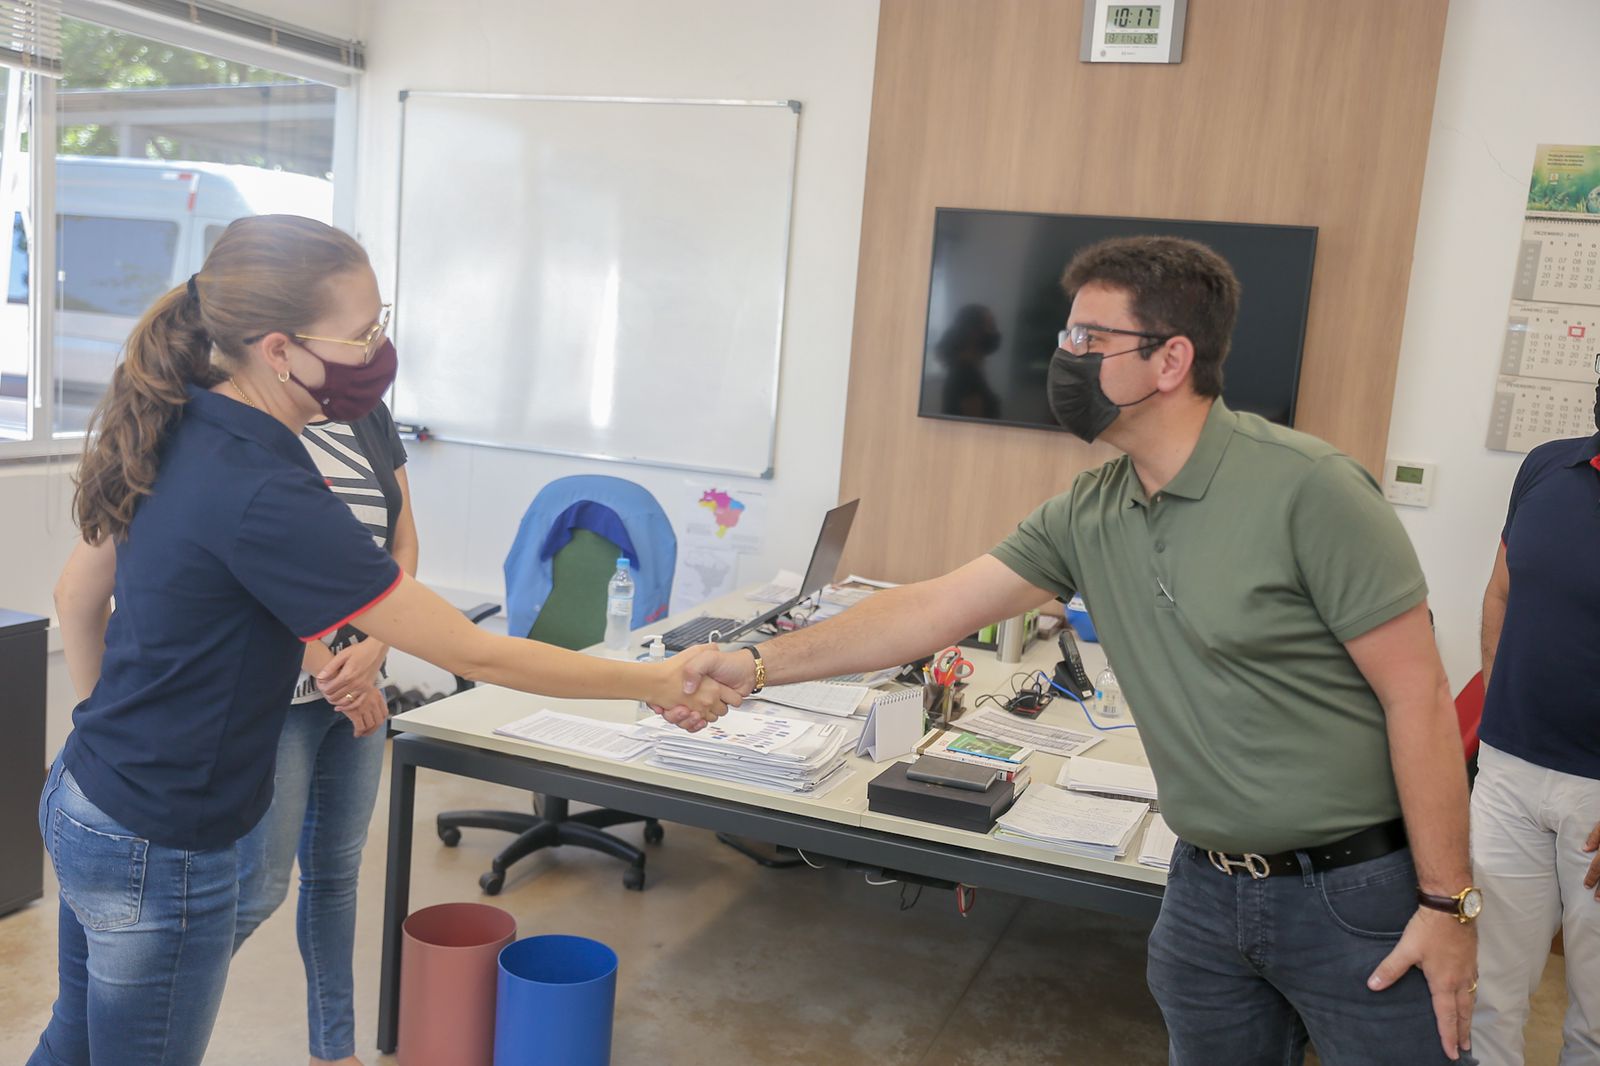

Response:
(229, 379), (258, 409)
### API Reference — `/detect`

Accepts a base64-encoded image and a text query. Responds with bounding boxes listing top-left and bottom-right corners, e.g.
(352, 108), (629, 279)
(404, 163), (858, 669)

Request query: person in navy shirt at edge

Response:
(1470, 365), (1600, 1065)
(36, 214), (740, 1066)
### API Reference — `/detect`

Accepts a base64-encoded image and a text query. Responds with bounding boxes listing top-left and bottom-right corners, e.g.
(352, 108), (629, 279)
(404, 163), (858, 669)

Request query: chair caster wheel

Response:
(623, 866), (646, 891)
(479, 870), (505, 895)
(643, 822), (664, 845)
(438, 825), (462, 847)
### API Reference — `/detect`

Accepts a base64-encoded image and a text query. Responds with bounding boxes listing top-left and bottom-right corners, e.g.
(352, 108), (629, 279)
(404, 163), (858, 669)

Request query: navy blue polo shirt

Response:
(62, 386), (402, 850)
(1479, 432), (1600, 780)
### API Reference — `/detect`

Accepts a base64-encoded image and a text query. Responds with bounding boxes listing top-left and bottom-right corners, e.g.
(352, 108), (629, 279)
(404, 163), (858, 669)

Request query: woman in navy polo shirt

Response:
(32, 215), (737, 1066)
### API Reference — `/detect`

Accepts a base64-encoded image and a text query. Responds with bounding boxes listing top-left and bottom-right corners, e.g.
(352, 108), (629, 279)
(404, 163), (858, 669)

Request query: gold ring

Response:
(1468, 979), (1478, 994)
(344, 692), (355, 702)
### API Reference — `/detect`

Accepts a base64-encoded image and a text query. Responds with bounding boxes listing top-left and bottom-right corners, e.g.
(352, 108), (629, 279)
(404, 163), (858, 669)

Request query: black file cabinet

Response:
(0, 609), (46, 916)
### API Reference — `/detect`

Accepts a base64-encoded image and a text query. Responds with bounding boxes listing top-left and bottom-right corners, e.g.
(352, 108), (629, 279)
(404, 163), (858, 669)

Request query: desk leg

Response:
(376, 741), (416, 1054)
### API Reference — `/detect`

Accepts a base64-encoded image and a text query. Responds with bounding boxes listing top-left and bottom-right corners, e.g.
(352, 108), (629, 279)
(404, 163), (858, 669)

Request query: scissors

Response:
(930, 646), (974, 687)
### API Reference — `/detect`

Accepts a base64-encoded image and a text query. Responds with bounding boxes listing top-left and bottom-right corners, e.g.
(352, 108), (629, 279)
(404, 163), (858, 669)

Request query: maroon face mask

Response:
(290, 338), (398, 421)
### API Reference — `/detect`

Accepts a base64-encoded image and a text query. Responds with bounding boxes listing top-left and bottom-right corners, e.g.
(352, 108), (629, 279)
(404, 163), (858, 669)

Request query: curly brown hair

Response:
(1061, 235), (1241, 398)
(73, 214), (369, 544)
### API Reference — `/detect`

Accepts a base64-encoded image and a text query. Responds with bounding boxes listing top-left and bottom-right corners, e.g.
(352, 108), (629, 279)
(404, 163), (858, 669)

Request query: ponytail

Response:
(71, 214), (369, 544)
(73, 282), (221, 543)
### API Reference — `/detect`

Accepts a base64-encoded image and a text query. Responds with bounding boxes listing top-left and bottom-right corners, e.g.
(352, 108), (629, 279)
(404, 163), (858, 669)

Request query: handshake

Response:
(648, 645), (760, 732)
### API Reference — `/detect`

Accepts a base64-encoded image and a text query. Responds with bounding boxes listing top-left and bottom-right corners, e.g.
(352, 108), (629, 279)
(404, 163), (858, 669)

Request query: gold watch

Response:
(1416, 885), (1483, 924)
(744, 646), (766, 694)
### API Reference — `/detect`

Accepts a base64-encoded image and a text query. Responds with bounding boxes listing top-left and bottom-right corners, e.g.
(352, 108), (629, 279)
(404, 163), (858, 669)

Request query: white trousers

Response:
(1470, 742), (1600, 1065)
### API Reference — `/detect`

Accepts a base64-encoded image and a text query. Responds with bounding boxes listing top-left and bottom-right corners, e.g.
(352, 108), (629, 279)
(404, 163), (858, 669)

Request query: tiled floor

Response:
(0, 754), (1571, 1064)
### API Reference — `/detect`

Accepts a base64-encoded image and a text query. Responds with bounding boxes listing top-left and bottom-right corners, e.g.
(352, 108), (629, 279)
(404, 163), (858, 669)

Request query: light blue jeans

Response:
(29, 754), (239, 1066)
(233, 698), (386, 1061)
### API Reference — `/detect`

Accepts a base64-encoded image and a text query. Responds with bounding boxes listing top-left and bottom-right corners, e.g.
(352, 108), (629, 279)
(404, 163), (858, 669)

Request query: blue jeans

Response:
(1147, 843), (1478, 1066)
(233, 699), (385, 1061)
(29, 755), (239, 1066)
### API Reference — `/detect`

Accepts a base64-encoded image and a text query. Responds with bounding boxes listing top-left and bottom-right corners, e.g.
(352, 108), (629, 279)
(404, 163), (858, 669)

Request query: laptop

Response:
(661, 499), (860, 651)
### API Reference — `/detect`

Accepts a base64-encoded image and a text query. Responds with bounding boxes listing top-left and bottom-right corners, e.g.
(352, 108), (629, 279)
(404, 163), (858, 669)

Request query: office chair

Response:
(436, 479), (674, 894)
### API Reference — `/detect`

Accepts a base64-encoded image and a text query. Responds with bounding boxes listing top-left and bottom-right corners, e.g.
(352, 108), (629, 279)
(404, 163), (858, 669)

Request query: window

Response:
(59, 215), (178, 315)
(1, 5), (360, 449)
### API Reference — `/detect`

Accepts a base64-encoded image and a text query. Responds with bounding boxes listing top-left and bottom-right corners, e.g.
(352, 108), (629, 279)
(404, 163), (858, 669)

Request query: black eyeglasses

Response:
(1061, 323), (1171, 357)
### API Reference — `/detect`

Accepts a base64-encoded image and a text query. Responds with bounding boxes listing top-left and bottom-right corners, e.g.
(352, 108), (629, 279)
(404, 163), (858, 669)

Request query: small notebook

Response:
(856, 687), (926, 762)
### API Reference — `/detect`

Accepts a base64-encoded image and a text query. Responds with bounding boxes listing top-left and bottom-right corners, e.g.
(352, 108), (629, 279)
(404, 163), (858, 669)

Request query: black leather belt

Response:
(1189, 818), (1408, 879)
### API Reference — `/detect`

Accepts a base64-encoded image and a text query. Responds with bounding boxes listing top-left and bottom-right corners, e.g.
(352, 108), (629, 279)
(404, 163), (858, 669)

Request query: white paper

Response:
(1138, 813), (1179, 870)
(746, 681), (869, 717)
(962, 709), (1103, 758)
(995, 787), (1149, 859)
(842, 574), (899, 589)
(1056, 757), (1158, 801)
(494, 710), (653, 761)
(747, 569), (803, 603)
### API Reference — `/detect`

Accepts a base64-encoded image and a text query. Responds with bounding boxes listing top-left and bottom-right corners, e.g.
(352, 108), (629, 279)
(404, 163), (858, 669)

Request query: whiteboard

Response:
(391, 92), (800, 477)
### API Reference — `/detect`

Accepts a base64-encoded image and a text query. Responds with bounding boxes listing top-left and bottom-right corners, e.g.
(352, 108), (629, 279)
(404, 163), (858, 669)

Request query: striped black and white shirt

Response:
(291, 419), (394, 704)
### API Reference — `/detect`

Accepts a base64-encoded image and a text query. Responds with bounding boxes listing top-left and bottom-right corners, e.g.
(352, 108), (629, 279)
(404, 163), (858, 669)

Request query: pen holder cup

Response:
(398, 902), (518, 1066)
(494, 934), (618, 1066)
(923, 684), (964, 729)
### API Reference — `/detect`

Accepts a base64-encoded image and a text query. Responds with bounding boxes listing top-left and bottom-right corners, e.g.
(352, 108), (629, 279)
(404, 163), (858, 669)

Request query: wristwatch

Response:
(744, 646), (766, 694)
(1417, 885), (1484, 924)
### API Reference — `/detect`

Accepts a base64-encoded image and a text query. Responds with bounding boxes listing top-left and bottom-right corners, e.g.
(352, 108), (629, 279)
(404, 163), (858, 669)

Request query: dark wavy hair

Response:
(1061, 236), (1241, 398)
(73, 214), (369, 543)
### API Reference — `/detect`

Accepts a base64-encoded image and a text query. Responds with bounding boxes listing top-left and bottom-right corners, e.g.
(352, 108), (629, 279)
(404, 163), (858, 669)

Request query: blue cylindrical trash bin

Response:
(495, 935), (618, 1066)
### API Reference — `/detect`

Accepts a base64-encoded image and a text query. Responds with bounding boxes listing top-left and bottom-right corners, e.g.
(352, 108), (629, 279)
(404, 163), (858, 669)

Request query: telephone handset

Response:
(1054, 627), (1095, 700)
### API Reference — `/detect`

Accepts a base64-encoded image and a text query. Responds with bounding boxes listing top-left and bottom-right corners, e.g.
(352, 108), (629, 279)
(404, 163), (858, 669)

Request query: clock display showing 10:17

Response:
(1105, 5), (1160, 45)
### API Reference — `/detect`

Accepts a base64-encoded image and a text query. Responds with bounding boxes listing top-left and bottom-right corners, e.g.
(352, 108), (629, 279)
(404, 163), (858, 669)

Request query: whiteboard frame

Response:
(391, 90), (802, 479)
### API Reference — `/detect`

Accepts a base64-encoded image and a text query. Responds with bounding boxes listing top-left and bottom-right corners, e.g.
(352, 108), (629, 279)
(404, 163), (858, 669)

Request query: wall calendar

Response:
(1486, 145), (1600, 452)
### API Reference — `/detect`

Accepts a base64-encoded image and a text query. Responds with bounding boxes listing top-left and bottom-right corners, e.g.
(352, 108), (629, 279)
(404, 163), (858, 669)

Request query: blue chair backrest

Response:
(504, 476), (676, 639)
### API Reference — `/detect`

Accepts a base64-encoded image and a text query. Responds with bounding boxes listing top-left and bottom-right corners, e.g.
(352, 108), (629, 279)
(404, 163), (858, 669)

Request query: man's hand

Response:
(338, 685), (390, 738)
(317, 639), (388, 706)
(1366, 907), (1478, 1060)
(651, 645), (757, 732)
(1583, 820), (1600, 900)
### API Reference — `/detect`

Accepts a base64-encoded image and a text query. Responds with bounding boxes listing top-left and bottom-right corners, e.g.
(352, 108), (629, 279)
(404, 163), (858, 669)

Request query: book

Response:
(941, 730), (1031, 765)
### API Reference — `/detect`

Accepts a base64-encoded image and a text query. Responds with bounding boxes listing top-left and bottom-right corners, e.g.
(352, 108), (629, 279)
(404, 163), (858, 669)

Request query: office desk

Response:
(376, 588), (1166, 1053)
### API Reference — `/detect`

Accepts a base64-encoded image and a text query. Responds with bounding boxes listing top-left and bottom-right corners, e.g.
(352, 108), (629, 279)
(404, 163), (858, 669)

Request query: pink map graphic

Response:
(698, 490), (747, 538)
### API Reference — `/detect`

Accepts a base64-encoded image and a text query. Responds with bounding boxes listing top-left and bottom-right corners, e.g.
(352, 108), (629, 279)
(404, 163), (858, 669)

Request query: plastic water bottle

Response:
(1094, 666), (1123, 718)
(604, 558), (634, 653)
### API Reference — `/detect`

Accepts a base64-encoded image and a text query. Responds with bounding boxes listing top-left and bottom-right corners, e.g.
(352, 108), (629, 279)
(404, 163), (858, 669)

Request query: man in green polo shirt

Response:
(660, 236), (1479, 1065)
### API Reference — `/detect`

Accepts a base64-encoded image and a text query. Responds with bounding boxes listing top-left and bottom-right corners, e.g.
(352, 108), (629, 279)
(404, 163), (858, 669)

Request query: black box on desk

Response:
(867, 762), (1016, 833)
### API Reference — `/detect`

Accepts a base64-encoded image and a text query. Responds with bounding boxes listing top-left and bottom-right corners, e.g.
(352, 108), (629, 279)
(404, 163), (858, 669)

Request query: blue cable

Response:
(1036, 671), (1138, 732)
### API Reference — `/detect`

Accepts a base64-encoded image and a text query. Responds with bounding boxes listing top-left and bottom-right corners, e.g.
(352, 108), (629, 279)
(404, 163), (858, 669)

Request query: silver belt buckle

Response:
(1207, 850), (1271, 879)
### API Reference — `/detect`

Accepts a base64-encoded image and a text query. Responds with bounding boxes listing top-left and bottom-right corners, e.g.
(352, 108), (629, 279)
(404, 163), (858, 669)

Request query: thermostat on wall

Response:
(1080, 1), (1187, 64)
(1383, 459), (1436, 508)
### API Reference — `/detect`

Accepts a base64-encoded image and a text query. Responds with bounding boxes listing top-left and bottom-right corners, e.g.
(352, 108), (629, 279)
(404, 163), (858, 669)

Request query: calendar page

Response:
(1486, 145), (1600, 452)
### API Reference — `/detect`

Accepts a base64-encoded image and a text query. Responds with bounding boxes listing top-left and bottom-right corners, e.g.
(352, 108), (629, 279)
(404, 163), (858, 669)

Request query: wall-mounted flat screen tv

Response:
(919, 208), (1317, 430)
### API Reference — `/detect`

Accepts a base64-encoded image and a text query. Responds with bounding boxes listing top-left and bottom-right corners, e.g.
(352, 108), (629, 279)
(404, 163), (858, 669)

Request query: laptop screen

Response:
(798, 499), (859, 600)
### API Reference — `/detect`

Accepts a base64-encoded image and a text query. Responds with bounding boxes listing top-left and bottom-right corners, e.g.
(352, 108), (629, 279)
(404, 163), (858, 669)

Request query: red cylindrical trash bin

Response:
(398, 902), (518, 1066)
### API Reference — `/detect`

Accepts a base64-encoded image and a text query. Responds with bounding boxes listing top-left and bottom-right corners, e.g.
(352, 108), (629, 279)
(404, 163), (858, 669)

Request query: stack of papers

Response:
(961, 709), (1103, 758)
(1056, 757), (1158, 804)
(1137, 814), (1179, 871)
(646, 710), (851, 795)
(494, 710), (654, 762)
(993, 787), (1150, 860)
(746, 681), (869, 717)
(747, 570), (804, 604)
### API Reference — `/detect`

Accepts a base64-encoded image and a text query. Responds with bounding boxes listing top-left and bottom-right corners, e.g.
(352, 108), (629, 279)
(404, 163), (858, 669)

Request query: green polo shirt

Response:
(992, 401), (1427, 853)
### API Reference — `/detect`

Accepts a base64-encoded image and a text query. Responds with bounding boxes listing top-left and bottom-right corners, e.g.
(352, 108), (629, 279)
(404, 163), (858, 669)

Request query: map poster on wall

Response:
(671, 482), (767, 611)
(1486, 144), (1600, 452)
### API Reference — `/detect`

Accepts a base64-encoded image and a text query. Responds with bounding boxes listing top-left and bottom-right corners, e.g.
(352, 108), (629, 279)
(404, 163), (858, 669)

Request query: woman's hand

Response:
(337, 685), (390, 738)
(652, 649), (743, 724)
(317, 638), (388, 705)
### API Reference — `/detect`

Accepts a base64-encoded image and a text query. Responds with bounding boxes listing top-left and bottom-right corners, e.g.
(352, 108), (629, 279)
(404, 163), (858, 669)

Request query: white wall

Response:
(350, 0), (880, 602)
(1386, 0), (1600, 690)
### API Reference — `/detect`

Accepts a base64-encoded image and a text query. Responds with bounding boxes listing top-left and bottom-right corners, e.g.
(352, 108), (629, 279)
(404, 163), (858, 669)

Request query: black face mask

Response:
(1046, 347), (1159, 442)
(1593, 380), (1599, 432)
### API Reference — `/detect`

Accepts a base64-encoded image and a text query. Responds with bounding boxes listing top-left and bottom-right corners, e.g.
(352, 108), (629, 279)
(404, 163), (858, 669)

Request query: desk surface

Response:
(391, 585), (1167, 888)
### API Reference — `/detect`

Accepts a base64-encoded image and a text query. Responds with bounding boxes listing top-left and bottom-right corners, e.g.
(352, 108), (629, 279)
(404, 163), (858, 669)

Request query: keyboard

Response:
(661, 615), (744, 651)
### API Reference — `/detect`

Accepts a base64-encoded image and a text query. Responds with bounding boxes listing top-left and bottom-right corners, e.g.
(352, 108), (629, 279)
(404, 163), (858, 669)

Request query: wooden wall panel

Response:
(837, 0), (1449, 582)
